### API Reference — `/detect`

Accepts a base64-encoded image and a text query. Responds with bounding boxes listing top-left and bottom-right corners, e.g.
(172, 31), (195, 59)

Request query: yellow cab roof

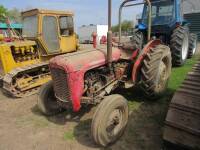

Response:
(21, 9), (74, 17)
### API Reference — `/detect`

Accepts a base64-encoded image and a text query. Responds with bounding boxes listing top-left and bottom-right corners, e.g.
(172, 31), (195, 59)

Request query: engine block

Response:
(11, 44), (39, 62)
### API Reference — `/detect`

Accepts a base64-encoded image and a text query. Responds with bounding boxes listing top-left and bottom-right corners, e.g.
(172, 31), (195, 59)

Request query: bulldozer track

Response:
(2, 62), (51, 98)
(163, 60), (200, 149)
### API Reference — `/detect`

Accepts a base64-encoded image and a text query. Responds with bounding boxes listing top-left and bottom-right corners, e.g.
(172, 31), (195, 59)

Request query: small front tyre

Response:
(91, 94), (128, 147)
(37, 81), (61, 116)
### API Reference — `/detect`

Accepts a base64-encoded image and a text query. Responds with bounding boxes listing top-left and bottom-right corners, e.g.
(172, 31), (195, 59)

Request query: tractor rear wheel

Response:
(170, 26), (189, 66)
(188, 33), (198, 58)
(140, 45), (172, 99)
(37, 81), (61, 116)
(91, 94), (128, 147)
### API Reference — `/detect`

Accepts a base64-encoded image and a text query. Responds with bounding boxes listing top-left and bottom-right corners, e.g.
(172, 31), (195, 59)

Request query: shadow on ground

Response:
(31, 103), (93, 125)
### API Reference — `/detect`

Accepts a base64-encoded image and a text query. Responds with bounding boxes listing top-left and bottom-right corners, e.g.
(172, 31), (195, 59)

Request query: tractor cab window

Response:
(42, 16), (60, 53)
(22, 15), (38, 37)
(59, 16), (74, 36)
(142, 0), (175, 25)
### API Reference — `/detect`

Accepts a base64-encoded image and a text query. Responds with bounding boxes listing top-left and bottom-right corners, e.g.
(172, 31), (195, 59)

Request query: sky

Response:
(0, 0), (143, 29)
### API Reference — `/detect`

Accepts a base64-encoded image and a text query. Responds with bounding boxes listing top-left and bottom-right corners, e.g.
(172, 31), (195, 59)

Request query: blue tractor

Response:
(131, 0), (198, 66)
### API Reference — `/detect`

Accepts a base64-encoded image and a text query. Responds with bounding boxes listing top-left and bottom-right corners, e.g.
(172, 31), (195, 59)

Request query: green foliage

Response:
(112, 20), (133, 33)
(0, 5), (8, 22)
(0, 5), (21, 23)
(8, 8), (21, 23)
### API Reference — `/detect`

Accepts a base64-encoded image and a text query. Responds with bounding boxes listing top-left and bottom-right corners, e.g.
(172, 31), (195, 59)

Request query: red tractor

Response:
(38, 0), (172, 147)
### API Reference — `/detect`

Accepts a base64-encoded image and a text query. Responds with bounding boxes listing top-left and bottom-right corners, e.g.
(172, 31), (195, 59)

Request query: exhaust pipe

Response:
(107, 0), (112, 68)
(146, 0), (151, 41)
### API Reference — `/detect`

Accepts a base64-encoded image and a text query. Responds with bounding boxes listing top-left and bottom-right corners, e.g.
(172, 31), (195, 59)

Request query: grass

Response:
(63, 130), (75, 141)
(128, 101), (143, 111)
(168, 56), (199, 90)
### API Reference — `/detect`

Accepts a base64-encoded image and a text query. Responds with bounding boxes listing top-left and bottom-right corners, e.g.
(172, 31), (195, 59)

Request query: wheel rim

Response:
(192, 39), (197, 55)
(182, 33), (189, 60)
(106, 108), (123, 137)
(156, 61), (168, 93)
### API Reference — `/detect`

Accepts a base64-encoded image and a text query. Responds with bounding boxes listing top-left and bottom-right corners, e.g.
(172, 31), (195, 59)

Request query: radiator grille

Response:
(50, 68), (71, 102)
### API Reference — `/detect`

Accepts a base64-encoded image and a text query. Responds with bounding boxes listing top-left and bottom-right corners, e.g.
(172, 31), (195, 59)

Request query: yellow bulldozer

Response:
(0, 9), (78, 97)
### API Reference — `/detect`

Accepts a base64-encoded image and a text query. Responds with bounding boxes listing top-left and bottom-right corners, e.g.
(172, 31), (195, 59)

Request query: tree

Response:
(8, 8), (21, 23)
(0, 5), (8, 22)
(0, 6), (22, 23)
(112, 20), (133, 33)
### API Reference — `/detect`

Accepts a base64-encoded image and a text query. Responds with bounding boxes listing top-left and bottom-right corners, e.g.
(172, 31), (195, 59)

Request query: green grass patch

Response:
(168, 56), (200, 90)
(63, 130), (75, 141)
(128, 101), (143, 111)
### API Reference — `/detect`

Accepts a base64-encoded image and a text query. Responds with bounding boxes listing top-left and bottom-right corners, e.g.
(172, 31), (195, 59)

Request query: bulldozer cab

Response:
(21, 9), (77, 56)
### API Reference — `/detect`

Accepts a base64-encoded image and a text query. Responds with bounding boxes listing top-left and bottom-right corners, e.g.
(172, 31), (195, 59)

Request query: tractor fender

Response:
(132, 39), (161, 82)
(49, 48), (121, 112)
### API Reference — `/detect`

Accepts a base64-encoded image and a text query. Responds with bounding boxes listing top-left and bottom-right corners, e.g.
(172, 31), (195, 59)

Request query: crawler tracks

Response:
(2, 62), (51, 98)
(163, 61), (200, 149)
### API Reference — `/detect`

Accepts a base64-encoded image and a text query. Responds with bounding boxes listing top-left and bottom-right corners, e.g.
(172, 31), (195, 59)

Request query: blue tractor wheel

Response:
(131, 31), (144, 50)
(188, 33), (198, 59)
(121, 31), (144, 51)
(170, 26), (189, 66)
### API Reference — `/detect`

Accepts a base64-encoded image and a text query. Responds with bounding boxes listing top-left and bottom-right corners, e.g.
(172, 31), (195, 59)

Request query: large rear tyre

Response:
(170, 26), (189, 66)
(188, 33), (198, 58)
(37, 81), (61, 116)
(91, 94), (128, 147)
(140, 45), (172, 99)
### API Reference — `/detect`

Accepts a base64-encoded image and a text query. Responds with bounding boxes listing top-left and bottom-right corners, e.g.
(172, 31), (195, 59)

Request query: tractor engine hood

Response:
(49, 47), (121, 111)
(49, 48), (121, 72)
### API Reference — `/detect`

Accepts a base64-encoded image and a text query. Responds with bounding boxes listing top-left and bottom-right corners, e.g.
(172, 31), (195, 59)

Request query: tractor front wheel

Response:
(188, 33), (198, 58)
(140, 45), (172, 99)
(91, 94), (128, 147)
(37, 81), (61, 116)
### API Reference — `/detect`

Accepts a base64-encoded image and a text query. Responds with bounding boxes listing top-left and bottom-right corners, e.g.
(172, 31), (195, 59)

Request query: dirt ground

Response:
(0, 44), (199, 150)
(0, 88), (170, 150)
